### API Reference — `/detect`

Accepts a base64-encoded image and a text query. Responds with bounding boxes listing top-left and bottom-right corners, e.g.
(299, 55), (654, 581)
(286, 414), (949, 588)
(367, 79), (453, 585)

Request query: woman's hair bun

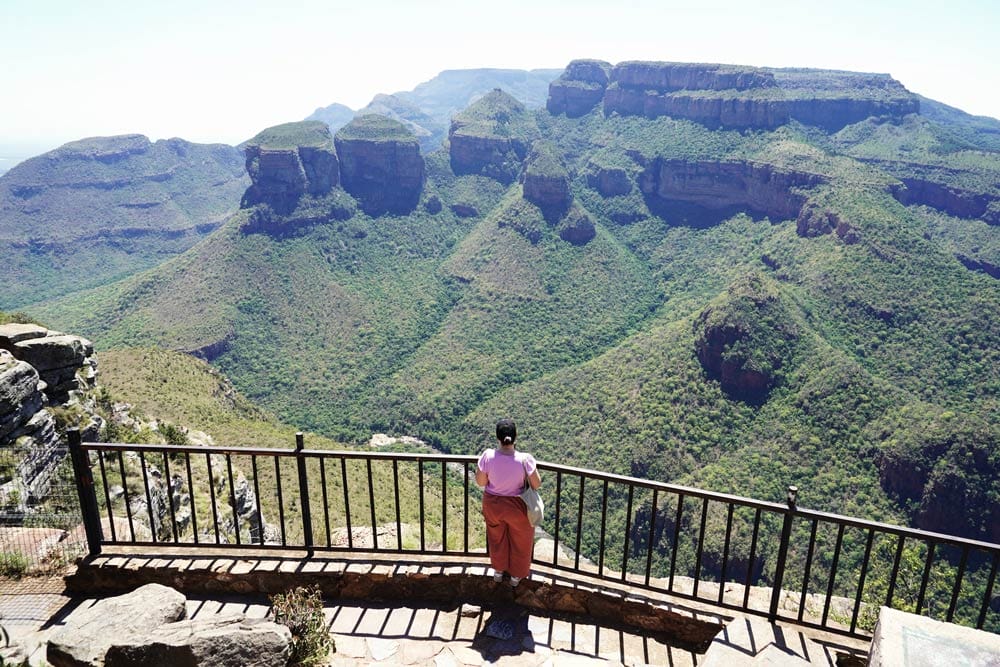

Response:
(496, 418), (517, 444)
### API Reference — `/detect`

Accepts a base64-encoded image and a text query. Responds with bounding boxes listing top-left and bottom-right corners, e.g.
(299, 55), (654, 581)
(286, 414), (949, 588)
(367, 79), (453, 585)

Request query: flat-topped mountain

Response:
(550, 59), (919, 131)
(21, 59), (1000, 550)
(0, 135), (247, 308)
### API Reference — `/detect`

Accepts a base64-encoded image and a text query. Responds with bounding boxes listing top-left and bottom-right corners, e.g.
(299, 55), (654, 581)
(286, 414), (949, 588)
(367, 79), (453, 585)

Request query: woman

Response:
(475, 418), (541, 587)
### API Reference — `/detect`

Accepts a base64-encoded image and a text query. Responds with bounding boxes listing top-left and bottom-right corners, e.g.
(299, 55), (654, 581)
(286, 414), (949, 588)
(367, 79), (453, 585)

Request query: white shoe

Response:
(509, 576), (521, 588)
(492, 571), (503, 583)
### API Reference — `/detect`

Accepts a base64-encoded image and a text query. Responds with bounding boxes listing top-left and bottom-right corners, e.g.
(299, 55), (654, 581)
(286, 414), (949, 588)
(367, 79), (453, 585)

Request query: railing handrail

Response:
(70, 431), (1000, 639)
(78, 439), (1000, 553)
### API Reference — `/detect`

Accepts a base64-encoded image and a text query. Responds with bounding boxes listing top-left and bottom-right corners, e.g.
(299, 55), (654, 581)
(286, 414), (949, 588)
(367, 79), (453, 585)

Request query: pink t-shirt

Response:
(477, 449), (537, 497)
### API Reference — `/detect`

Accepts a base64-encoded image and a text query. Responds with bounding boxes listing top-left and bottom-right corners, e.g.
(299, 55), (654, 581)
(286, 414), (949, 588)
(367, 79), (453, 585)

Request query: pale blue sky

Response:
(1, 0), (997, 157)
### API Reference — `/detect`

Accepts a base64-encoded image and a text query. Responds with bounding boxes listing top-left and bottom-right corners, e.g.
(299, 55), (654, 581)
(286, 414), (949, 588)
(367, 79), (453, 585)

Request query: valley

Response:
(3, 59), (998, 573)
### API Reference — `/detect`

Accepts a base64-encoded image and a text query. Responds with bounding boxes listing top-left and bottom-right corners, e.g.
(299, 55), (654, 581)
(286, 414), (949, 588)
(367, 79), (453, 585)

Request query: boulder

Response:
(10, 333), (96, 401)
(335, 114), (425, 216)
(103, 614), (292, 667)
(47, 583), (187, 667)
(0, 323), (50, 347)
(0, 350), (44, 441)
(10, 335), (90, 373)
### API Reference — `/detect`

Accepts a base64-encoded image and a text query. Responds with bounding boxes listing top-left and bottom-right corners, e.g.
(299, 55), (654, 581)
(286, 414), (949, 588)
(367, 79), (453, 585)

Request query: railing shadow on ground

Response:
(65, 430), (1000, 645)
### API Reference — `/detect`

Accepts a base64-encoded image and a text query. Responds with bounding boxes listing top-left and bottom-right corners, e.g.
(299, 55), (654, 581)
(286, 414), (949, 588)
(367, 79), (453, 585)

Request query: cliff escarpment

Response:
(241, 121), (339, 214)
(335, 115), (425, 216)
(887, 174), (1000, 226)
(638, 158), (828, 222)
(548, 60), (919, 132)
(240, 117), (424, 228)
(546, 60), (612, 117)
(1, 322), (99, 508)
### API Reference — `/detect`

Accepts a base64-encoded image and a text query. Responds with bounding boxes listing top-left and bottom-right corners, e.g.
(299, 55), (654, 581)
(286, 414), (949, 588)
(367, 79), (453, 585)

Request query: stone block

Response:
(869, 606), (1000, 666)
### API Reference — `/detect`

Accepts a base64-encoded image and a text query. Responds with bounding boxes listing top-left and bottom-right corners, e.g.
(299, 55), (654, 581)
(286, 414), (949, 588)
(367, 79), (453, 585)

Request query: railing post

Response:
(768, 485), (798, 621)
(68, 428), (103, 556)
(295, 432), (314, 556)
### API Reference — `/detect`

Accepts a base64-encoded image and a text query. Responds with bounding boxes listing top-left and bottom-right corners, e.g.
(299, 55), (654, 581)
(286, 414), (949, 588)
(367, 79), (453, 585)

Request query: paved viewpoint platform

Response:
(2, 550), (872, 666)
(869, 606), (1000, 667)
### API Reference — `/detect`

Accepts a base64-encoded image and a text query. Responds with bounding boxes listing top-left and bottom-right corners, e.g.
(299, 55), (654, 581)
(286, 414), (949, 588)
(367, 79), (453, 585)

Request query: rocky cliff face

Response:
(546, 59), (612, 117)
(517, 142), (596, 245)
(639, 158), (828, 221)
(521, 143), (571, 221)
(335, 115), (425, 216)
(601, 61), (786, 130)
(241, 121), (339, 214)
(1, 323), (100, 508)
(547, 60), (920, 131)
(448, 89), (537, 184)
(889, 177), (1000, 225)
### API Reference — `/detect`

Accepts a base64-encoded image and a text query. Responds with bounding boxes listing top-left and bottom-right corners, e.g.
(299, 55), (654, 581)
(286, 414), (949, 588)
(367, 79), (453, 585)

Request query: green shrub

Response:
(270, 586), (334, 666)
(0, 552), (29, 578)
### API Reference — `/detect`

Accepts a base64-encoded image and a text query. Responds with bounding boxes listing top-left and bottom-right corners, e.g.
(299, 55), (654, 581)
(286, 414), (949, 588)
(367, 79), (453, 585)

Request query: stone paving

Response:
(1, 574), (869, 666)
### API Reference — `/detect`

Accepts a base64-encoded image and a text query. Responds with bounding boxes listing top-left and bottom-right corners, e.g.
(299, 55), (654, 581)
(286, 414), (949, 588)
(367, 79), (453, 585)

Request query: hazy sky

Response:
(2, 0), (998, 156)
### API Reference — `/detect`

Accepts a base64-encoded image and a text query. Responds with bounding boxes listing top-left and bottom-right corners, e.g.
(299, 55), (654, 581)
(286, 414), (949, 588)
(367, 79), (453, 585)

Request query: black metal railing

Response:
(68, 430), (1000, 640)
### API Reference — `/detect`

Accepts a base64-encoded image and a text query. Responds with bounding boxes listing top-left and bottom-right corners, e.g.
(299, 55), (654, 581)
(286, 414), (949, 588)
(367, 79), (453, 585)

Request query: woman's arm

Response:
(475, 468), (489, 487)
(528, 469), (541, 490)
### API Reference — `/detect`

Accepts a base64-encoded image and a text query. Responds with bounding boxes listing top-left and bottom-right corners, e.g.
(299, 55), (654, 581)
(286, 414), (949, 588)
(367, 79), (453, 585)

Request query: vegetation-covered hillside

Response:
(23, 62), (999, 553)
(0, 135), (248, 309)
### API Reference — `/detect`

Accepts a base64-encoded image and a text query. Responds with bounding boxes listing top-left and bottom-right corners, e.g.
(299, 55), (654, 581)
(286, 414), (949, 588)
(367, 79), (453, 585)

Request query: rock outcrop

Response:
(241, 121), (339, 214)
(1, 323), (99, 508)
(47, 583), (294, 667)
(104, 615), (292, 667)
(795, 201), (860, 244)
(547, 60), (920, 131)
(772, 69), (920, 131)
(639, 159), (827, 221)
(888, 177), (1000, 226)
(602, 61), (786, 130)
(357, 95), (445, 154)
(546, 59), (612, 117)
(556, 204), (597, 245)
(511, 141), (597, 246)
(335, 114), (425, 216)
(875, 410), (1000, 542)
(521, 142), (571, 221)
(448, 89), (537, 184)
(586, 159), (634, 197)
(47, 583), (188, 667)
(693, 274), (800, 404)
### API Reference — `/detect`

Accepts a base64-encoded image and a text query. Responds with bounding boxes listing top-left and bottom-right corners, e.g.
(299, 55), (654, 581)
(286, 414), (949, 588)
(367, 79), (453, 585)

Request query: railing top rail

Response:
(79, 439), (1000, 553)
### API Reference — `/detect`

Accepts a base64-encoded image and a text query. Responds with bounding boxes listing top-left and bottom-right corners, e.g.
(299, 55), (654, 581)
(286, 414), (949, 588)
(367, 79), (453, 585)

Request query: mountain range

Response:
(3, 60), (998, 548)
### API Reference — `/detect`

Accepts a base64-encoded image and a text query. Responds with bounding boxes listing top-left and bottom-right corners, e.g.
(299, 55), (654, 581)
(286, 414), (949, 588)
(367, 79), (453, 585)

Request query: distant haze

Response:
(2, 0), (998, 160)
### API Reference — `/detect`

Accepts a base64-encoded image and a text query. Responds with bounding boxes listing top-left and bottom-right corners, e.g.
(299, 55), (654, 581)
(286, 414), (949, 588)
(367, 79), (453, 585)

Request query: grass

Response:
(0, 551), (29, 578)
(334, 115), (419, 143)
(245, 121), (334, 150)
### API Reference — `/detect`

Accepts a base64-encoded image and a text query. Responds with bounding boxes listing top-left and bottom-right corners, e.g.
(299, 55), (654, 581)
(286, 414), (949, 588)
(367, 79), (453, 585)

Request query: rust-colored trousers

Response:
(482, 493), (534, 578)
